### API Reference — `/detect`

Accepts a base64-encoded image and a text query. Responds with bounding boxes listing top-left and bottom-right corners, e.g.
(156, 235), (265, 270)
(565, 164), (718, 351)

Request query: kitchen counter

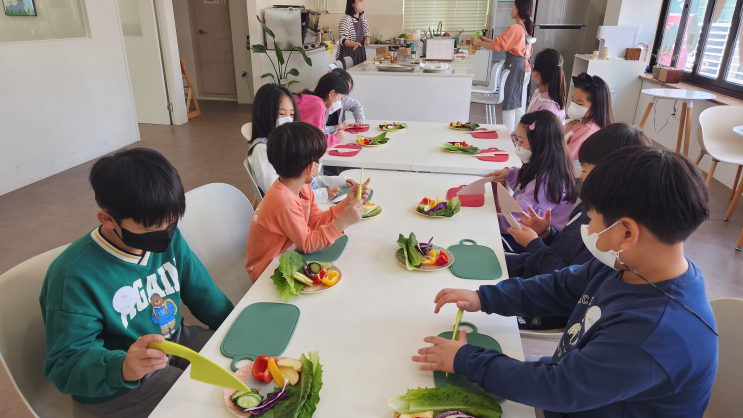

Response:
(347, 57), (475, 78)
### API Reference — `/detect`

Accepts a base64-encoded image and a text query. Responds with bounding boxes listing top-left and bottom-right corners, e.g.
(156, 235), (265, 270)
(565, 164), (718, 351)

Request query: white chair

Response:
(695, 107), (743, 223)
(241, 122), (252, 144)
(470, 69), (510, 124)
(704, 298), (743, 417)
(0, 245), (98, 418)
(519, 328), (565, 343)
(343, 56), (353, 69)
(472, 60), (505, 94)
(178, 183), (254, 305)
(334, 60), (343, 70)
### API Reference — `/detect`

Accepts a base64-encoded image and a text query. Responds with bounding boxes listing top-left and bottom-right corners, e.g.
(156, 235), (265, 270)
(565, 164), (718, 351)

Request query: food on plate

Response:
(267, 357), (286, 387)
(277, 358), (303, 372)
(379, 122), (407, 130)
(321, 270), (340, 287)
(417, 196), (461, 217)
(449, 121), (480, 131)
(388, 386), (502, 418)
(440, 142), (480, 155)
(363, 201), (383, 218)
(373, 56), (385, 61)
(252, 355), (277, 383)
(394, 413), (434, 418)
(356, 132), (390, 145)
(272, 254), (340, 301)
(258, 352), (323, 417)
(279, 366), (300, 386)
(231, 388), (264, 409)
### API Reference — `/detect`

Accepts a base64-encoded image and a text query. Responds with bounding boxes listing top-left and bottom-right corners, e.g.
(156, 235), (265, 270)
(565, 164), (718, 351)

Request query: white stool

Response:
(638, 88), (716, 156)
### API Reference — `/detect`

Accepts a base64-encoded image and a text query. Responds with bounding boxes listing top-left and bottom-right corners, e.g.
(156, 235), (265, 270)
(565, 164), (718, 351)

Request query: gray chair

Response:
(470, 69), (510, 124)
(243, 158), (263, 209)
(335, 60), (344, 69)
(472, 60), (505, 94)
(343, 56), (353, 69)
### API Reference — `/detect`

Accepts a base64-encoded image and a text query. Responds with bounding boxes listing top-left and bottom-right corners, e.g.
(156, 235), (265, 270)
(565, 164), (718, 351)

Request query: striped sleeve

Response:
(362, 15), (370, 39)
(339, 15), (355, 44)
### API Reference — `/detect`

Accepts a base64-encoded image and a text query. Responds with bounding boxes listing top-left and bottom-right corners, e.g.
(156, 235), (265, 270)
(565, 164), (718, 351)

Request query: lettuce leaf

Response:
(429, 197), (461, 218)
(272, 252), (307, 302)
(440, 144), (480, 155)
(407, 233), (424, 268)
(397, 234), (413, 270)
(258, 352), (323, 418)
(297, 352), (323, 418)
(388, 386), (502, 418)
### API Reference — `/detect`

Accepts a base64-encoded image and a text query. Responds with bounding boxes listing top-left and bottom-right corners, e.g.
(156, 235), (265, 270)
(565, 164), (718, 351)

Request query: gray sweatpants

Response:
(79, 324), (214, 418)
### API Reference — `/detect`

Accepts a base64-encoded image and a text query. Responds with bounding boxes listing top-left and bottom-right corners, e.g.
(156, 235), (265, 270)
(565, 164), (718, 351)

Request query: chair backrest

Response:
(241, 122), (252, 143)
(343, 56), (353, 69)
(483, 60), (505, 94)
(704, 298), (743, 417)
(243, 158), (263, 207)
(489, 69), (511, 104)
(335, 60), (343, 69)
(178, 183), (254, 305)
(698, 106), (743, 161)
(0, 245), (97, 418)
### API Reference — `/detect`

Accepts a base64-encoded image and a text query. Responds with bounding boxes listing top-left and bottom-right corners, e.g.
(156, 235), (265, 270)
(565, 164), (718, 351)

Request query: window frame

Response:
(651, 0), (743, 99)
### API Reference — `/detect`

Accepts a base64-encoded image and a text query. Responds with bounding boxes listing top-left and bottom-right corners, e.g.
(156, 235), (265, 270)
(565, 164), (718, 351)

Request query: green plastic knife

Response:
(149, 340), (251, 392)
(446, 308), (464, 377)
(357, 164), (364, 200)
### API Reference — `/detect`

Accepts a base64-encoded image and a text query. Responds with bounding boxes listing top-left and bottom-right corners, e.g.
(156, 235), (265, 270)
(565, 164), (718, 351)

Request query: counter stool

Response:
(638, 88), (716, 156)
(472, 60), (504, 94)
(471, 69), (510, 124)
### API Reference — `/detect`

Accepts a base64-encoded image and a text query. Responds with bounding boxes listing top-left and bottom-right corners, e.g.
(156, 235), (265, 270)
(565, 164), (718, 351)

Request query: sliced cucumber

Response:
(234, 392), (262, 409)
(230, 390), (249, 401)
(308, 263), (322, 275)
(317, 261), (334, 269)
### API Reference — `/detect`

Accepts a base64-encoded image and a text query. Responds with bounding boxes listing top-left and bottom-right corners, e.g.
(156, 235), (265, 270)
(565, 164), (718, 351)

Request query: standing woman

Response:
(474, 0), (534, 132)
(337, 0), (370, 67)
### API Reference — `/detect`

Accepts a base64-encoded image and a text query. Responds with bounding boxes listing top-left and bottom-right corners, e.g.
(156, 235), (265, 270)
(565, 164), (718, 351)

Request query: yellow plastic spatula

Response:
(149, 340), (251, 392)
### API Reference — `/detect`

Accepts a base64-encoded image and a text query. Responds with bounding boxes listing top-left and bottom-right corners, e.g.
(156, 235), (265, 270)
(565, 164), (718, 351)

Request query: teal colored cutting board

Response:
(296, 234), (348, 262)
(334, 186), (373, 204)
(433, 322), (505, 403)
(447, 239), (502, 280)
(221, 303), (300, 371)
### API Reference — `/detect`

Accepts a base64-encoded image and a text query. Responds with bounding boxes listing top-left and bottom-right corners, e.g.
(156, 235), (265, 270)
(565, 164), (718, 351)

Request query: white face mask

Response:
(515, 146), (532, 164)
(276, 116), (293, 127)
(567, 101), (589, 120)
(327, 93), (342, 113)
(580, 221), (627, 269)
(309, 162), (321, 180)
(573, 160), (583, 178)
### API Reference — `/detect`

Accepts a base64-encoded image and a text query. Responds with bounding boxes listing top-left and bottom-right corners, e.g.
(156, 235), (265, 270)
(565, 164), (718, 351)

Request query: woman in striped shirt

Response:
(337, 0), (370, 67)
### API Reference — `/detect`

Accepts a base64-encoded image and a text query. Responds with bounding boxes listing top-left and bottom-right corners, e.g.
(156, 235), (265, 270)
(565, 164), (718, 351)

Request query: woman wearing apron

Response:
(337, 0), (370, 68)
(474, 0), (534, 132)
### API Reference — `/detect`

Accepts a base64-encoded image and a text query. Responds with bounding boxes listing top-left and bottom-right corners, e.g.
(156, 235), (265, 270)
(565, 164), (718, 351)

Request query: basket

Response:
(625, 47), (642, 61)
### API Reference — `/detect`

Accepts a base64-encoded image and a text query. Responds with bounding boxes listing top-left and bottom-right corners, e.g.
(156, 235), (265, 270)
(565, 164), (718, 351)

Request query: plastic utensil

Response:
(221, 303), (300, 371)
(296, 234), (348, 262)
(471, 131), (499, 139)
(357, 164), (364, 200)
(445, 309), (464, 377)
(447, 239), (502, 280)
(329, 149), (361, 157)
(148, 340), (252, 392)
(497, 183), (522, 230)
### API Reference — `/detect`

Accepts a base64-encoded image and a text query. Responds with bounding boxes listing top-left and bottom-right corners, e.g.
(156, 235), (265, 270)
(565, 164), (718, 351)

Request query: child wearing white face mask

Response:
(563, 73), (613, 160)
(485, 111), (577, 249)
(248, 84), (354, 201)
(295, 71), (351, 148)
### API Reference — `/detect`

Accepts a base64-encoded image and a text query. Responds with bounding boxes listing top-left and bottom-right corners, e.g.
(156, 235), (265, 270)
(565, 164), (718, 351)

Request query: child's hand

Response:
(433, 289), (481, 313)
(345, 178), (358, 187)
(517, 207), (551, 238)
(484, 168), (509, 181)
(326, 186), (341, 199)
(344, 178), (371, 206)
(334, 198), (364, 231)
(411, 330), (468, 373)
(508, 225), (538, 247)
(122, 334), (168, 381)
(334, 122), (348, 132)
(336, 129), (346, 140)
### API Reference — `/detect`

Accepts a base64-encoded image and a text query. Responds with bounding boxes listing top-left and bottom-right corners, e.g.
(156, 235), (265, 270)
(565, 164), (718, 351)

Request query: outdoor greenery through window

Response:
(402, 0), (490, 33)
(653, 0), (743, 97)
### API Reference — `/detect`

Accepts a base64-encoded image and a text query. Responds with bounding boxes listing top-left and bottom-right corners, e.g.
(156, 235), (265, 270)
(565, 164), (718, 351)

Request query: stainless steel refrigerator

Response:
(533, 0), (591, 79)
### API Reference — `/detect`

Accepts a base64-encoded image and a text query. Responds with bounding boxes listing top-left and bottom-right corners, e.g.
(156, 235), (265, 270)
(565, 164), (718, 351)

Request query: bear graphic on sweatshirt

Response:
(150, 293), (177, 338)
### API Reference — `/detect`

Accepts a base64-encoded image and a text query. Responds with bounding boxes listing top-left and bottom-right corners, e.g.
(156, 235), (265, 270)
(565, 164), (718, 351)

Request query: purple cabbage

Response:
(245, 381), (289, 415)
(424, 201), (448, 215)
(418, 236), (434, 254)
(415, 244), (426, 256)
(303, 265), (313, 278)
(435, 412), (476, 418)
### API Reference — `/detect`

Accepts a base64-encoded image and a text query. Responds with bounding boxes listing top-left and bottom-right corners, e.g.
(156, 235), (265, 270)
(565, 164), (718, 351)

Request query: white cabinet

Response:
(325, 0), (345, 13)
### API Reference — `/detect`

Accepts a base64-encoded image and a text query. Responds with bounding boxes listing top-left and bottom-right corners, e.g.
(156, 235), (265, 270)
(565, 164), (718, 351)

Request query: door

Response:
(117, 0), (172, 125)
(533, 26), (587, 78)
(188, 0), (236, 97)
(534, 0), (591, 25)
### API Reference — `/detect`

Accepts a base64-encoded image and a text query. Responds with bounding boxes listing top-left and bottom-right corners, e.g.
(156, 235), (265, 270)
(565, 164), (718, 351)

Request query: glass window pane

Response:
(657, 0), (686, 66)
(725, 12), (743, 85)
(695, 0), (737, 78)
(680, 0), (712, 72)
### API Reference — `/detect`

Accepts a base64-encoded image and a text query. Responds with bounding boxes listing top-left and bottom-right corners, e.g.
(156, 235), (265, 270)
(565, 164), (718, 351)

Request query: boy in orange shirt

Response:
(246, 122), (370, 282)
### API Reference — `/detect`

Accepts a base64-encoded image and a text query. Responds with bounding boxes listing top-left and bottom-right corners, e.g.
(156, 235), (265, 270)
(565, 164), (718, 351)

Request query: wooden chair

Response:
(180, 59), (201, 119)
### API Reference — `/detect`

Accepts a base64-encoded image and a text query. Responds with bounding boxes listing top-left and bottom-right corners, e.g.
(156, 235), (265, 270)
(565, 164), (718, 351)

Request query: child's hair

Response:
(517, 110), (577, 204)
(578, 123), (653, 165)
(515, 0), (534, 36)
(532, 48), (566, 110)
(301, 71), (350, 100)
(267, 122), (328, 178)
(89, 148), (186, 227)
(251, 83), (300, 144)
(332, 67), (354, 90)
(572, 73), (613, 128)
(581, 147), (709, 244)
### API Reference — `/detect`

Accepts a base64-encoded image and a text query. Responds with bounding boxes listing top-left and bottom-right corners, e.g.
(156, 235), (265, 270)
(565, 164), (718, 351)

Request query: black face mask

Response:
(114, 221), (177, 253)
(575, 178), (583, 199)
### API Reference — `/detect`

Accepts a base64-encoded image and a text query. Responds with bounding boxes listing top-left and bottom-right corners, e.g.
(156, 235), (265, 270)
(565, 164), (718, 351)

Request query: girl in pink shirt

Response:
(564, 74), (614, 160)
(294, 71), (351, 148)
(245, 122), (370, 282)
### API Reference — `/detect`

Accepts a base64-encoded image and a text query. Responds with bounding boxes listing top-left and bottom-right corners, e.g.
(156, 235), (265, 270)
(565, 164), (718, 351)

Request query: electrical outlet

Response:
(672, 111), (681, 120)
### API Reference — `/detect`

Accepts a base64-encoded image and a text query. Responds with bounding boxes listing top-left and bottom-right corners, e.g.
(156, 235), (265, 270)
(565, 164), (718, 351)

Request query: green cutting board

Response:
(296, 234), (348, 262)
(433, 322), (504, 403)
(334, 186), (373, 204)
(221, 302), (300, 371)
(447, 239), (502, 280)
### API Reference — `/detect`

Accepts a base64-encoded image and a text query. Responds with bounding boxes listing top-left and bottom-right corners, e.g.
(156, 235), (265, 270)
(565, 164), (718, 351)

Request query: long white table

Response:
(151, 170), (535, 418)
(324, 121), (520, 176)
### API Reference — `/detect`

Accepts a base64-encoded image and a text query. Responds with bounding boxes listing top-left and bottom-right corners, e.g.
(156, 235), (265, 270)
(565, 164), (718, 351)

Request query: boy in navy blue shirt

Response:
(412, 147), (718, 417)
(506, 123), (652, 330)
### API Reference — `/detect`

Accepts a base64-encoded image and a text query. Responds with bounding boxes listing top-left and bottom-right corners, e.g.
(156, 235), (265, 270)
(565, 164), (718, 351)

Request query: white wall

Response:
(583, 0), (608, 54)
(604, 0), (663, 60)
(0, 1), (139, 196)
(173, 0), (201, 98)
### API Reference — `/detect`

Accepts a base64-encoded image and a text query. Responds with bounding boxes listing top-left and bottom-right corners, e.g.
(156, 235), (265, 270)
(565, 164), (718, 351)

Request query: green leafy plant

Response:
(252, 16), (312, 87)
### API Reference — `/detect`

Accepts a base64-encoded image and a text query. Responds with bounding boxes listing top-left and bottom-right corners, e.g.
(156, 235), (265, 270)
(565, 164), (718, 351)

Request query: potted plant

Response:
(252, 16), (312, 88)
(651, 47), (672, 79)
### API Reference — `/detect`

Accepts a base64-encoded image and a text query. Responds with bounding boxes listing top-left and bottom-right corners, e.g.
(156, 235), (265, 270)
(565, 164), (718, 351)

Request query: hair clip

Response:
(529, 122), (536, 130)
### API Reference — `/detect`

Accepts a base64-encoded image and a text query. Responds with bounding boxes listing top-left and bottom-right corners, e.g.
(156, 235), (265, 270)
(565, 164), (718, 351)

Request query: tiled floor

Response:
(1, 100), (741, 417)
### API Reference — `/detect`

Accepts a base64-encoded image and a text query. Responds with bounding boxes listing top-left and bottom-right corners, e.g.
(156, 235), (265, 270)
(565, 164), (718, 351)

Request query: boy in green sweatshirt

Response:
(39, 148), (234, 418)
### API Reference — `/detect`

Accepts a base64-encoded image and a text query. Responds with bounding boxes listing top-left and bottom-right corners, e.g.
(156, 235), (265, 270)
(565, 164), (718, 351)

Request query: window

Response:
(402, 0), (490, 33)
(652, 0), (743, 98)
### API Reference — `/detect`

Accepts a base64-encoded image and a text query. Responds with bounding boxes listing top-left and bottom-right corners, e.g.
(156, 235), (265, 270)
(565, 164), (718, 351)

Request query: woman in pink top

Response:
(564, 74), (614, 160)
(294, 71), (350, 148)
(510, 48), (567, 144)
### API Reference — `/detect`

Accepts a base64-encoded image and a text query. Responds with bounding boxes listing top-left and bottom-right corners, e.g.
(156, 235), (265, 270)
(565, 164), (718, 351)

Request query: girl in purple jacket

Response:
(488, 110), (577, 252)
